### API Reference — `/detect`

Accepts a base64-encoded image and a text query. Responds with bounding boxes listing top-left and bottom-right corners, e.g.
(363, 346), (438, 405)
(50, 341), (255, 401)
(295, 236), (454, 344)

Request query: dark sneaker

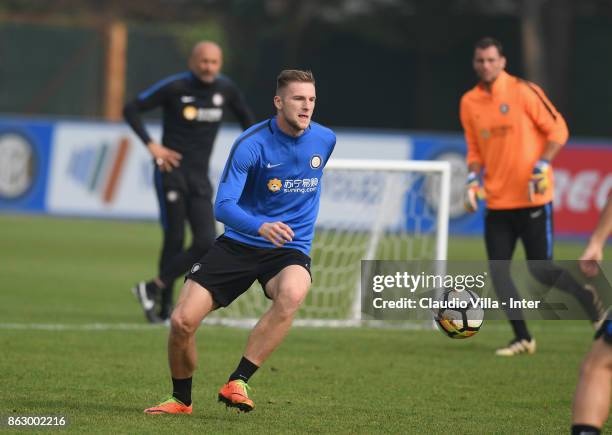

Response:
(583, 284), (606, 327)
(131, 281), (162, 323)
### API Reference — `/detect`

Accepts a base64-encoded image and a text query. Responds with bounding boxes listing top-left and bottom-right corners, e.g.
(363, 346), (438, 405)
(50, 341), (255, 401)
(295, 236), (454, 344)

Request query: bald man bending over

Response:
(124, 41), (256, 323)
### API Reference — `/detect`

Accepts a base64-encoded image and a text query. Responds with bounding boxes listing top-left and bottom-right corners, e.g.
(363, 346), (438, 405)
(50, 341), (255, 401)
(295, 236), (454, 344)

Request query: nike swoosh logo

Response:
(266, 163), (282, 169)
(530, 210), (543, 219)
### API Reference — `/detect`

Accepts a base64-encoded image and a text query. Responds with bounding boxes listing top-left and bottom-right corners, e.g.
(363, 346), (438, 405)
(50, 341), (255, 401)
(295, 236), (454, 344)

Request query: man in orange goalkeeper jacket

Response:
(460, 37), (603, 356)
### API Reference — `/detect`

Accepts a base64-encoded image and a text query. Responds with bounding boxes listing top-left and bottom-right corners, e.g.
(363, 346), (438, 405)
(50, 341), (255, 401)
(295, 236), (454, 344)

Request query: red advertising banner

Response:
(554, 145), (612, 234)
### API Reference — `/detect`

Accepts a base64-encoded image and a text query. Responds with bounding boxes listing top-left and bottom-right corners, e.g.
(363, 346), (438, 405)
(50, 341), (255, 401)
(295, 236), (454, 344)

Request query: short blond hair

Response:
(276, 69), (315, 93)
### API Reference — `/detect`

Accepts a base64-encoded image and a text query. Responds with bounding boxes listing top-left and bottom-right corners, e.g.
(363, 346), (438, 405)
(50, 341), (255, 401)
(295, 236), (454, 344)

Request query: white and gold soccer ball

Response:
(434, 288), (484, 339)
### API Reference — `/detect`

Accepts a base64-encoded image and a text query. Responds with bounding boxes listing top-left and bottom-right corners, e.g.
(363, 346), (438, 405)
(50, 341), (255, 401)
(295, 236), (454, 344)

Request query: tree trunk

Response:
(520, 0), (547, 88)
(543, 0), (573, 118)
(103, 20), (127, 121)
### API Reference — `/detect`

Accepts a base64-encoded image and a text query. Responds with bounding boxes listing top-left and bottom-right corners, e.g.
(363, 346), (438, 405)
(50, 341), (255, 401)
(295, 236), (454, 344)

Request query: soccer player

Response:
(123, 41), (255, 323)
(460, 37), (603, 356)
(572, 195), (612, 435)
(142, 69), (335, 414)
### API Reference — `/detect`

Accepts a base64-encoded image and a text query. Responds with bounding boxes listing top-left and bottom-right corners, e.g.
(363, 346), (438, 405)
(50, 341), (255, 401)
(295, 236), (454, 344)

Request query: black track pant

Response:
(154, 166), (216, 312)
(485, 203), (599, 339)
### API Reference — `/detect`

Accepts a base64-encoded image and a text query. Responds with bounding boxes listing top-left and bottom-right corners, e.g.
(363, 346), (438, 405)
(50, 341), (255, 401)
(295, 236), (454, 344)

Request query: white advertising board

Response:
(46, 121), (411, 220)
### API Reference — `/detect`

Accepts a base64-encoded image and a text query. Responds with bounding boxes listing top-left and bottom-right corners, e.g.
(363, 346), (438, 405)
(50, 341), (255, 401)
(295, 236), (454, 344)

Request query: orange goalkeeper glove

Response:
(528, 159), (550, 201)
(465, 171), (485, 212)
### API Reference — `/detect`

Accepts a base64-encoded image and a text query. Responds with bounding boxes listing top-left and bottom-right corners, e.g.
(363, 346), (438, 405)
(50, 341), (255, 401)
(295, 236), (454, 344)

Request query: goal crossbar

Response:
(327, 158), (451, 262)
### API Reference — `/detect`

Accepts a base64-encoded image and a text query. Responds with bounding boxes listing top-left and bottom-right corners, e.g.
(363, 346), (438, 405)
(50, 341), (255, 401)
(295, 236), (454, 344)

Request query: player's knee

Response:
(579, 353), (599, 380)
(170, 311), (198, 337)
(275, 285), (309, 318)
(527, 262), (557, 285)
(580, 345), (612, 379)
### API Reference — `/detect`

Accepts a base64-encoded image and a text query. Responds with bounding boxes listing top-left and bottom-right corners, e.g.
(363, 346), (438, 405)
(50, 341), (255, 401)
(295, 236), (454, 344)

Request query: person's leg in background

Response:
(485, 208), (535, 355)
(158, 193), (216, 320)
(521, 203), (604, 324)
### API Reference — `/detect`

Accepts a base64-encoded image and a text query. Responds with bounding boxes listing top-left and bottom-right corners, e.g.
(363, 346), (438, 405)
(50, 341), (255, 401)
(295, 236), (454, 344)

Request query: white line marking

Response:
(0, 321), (594, 333)
(0, 323), (167, 331)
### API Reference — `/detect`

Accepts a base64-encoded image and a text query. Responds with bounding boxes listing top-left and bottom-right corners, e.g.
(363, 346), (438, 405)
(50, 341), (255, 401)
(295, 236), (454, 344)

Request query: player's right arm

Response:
(215, 139), (293, 247)
(460, 96), (485, 212)
(123, 78), (182, 172)
(580, 196), (612, 277)
(521, 81), (569, 199)
(521, 81), (569, 150)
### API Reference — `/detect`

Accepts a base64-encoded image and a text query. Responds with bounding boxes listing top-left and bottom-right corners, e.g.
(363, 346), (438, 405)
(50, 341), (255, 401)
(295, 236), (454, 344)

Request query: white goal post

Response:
(325, 159), (451, 262)
(205, 158), (451, 327)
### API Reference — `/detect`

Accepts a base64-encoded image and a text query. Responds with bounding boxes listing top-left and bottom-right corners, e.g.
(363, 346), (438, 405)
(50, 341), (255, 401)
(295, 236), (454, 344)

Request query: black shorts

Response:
(185, 236), (312, 307)
(595, 319), (612, 344)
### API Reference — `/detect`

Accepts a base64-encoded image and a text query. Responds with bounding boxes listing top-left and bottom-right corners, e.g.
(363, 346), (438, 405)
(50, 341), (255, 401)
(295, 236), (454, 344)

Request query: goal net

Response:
(206, 159), (451, 327)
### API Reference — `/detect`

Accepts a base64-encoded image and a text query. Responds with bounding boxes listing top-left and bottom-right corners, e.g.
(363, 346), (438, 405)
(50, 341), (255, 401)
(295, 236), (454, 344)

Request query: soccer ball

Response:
(434, 288), (484, 339)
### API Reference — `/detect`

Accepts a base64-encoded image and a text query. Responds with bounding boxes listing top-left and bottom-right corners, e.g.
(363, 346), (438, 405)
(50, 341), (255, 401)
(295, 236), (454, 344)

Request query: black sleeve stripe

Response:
(221, 121), (269, 182)
(522, 80), (557, 121)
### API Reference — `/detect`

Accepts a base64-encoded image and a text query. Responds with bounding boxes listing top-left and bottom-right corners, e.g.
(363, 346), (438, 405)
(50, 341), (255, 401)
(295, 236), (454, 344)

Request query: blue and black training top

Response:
(123, 71), (255, 169)
(215, 117), (336, 255)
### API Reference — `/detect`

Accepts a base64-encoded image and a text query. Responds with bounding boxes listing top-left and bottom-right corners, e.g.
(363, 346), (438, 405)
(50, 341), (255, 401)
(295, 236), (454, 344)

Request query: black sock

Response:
(172, 377), (192, 406)
(510, 320), (531, 341)
(228, 357), (259, 383)
(146, 280), (163, 291)
(571, 424), (601, 434)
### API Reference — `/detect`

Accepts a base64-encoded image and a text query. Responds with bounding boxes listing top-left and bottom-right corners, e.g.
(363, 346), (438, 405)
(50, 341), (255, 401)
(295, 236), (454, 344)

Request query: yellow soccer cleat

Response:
(144, 396), (192, 415)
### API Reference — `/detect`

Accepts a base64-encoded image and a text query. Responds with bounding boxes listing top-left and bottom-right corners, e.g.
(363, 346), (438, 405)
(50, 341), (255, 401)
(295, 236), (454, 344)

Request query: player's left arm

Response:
(123, 80), (182, 172)
(580, 196), (612, 277)
(522, 82), (569, 197)
(226, 80), (256, 130)
(324, 131), (336, 164)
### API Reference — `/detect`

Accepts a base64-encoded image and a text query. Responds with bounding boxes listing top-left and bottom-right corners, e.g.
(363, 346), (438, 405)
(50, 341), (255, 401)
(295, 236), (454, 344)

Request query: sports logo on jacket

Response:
(183, 105), (198, 120)
(266, 177), (319, 194)
(267, 178), (282, 192)
(212, 93), (224, 106)
(310, 154), (322, 169)
(182, 105), (223, 122)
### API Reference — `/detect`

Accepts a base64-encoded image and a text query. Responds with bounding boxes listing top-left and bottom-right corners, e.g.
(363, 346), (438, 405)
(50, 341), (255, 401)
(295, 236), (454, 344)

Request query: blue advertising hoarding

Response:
(0, 118), (54, 213)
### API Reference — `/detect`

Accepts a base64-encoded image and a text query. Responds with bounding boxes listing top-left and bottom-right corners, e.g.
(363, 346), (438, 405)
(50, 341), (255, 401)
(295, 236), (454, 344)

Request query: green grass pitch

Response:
(1, 215), (610, 433)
